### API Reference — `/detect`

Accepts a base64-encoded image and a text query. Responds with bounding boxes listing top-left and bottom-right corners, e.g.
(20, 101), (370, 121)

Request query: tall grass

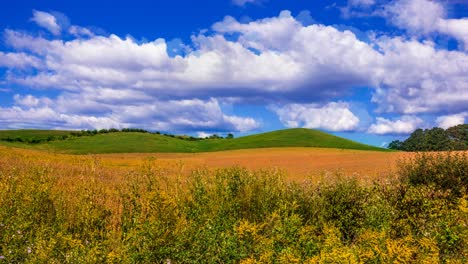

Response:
(0, 149), (467, 263)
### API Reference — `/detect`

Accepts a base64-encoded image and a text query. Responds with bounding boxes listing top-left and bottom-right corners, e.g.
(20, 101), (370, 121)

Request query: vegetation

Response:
(0, 130), (71, 144)
(0, 128), (233, 145)
(389, 124), (468, 151)
(0, 128), (385, 154)
(0, 148), (466, 263)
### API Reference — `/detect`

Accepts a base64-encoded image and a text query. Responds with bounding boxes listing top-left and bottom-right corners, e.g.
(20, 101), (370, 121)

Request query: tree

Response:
(388, 140), (402, 150)
(401, 128), (426, 151)
(227, 133), (234, 139)
(389, 124), (468, 151)
(447, 124), (468, 150)
(425, 127), (451, 151)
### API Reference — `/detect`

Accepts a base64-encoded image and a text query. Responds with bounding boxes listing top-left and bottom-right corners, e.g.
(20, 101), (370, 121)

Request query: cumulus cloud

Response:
(437, 18), (468, 50)
(1, 10), (467, 132)
(14, 94), (52, 108)
(384, 0), (445, 35)
(5, 11), (381, 102)
(372, 37), (468, 114)
(31, 10), (61, 35)
(368, 116), (424, 135)
(383, 0), (468, 49)
(0, 52), (42, 69)
(436, 113), (467, 129)
(0, 94), (259, 132)
(273, 102), (360, 132)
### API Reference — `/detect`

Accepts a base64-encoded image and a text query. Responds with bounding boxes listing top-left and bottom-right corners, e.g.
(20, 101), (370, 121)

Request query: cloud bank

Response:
(0, 6), (467, 135)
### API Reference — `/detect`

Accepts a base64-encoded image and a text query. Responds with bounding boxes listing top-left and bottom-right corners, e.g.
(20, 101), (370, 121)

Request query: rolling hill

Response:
(0, 128), (387, 154)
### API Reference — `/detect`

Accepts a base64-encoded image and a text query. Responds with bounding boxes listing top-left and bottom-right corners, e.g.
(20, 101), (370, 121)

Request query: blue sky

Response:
(0, 0), (467, 147)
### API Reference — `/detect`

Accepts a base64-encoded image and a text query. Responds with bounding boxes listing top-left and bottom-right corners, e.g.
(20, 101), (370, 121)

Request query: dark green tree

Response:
(401, 128), (426, 151)
(425, 127), (451, 151)
(447, 124), (468, 150)
(388, 140), (403, 150)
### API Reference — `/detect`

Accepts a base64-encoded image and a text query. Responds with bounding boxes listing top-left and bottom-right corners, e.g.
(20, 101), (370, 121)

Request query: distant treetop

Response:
(388, 124), (468, 151)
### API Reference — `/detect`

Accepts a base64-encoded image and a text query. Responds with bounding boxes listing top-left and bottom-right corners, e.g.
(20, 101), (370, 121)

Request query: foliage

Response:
(388, 124), (468, 151)
(0, 148), (467, 262)
(398, 152), (468, 197)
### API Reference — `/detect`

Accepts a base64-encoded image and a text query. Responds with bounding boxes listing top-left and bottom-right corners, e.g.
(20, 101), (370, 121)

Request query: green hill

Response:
(0, 128), (386, 154)
(0, 129), (71, 141)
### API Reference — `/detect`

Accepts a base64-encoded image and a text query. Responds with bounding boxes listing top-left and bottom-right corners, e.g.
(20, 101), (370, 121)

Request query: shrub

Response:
(398, 152), (468, 197)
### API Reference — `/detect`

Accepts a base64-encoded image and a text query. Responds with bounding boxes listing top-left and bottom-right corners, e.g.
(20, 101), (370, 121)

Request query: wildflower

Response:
(0, 255), (4, 259)
(27, 247), (31, 254)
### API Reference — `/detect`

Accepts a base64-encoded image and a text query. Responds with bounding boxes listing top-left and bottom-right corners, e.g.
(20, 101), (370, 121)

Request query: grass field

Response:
(0, 145), (467, 263)
(0, 128), (386, 154)
(0, 129), (70, 141)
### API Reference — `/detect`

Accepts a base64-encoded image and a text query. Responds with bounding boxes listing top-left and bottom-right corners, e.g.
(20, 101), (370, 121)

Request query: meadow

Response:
(0, 128), (385, 154)
(0, 145), (467, 263)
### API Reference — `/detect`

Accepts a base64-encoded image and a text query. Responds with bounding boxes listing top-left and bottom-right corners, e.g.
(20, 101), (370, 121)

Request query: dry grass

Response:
(96, 147), (409, 182)
(1, 146), (466, 263)
(0, 145), (411, 186)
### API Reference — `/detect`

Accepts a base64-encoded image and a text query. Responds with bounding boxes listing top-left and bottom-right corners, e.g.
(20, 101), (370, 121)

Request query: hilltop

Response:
(0, 128), (386, 154)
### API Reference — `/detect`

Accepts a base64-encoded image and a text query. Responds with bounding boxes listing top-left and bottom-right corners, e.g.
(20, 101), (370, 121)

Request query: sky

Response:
(0, 0), (467, 147)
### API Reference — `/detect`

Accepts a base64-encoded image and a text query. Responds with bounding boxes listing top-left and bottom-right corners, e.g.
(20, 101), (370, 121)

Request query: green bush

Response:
(399, 152), (468, 197)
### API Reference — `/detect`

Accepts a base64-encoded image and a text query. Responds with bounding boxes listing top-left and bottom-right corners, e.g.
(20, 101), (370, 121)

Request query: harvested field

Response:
(97, 148), (409, 182)
(0, 146), (405, 182)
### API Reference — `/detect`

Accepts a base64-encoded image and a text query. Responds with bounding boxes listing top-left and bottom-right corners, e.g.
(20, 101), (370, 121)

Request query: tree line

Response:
(1, 128), (235, 144)
(388, 124), (468, 151)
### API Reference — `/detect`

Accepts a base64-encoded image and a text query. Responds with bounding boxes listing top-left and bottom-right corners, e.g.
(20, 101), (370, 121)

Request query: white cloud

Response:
(0, 94), (259, 132)
(349, 0), (375, 7)
(5, 12), (381, 101)
(437, 18), (468, 50)
(383, 0), (468, 49)
(197, 132), (211, 138)
(341, 0), (377, 18)
(14, 94), (52, 108)
(1, 10), (467, 131)
(232, 0), (260, 6)
(436, 113), (467, 129)
(69, 25), (94, 37)
(372, 37), (468, 114)
(384, 0), (445, 35)
(273, 102), (360, 132)
(0, 52), (42, 69)
(31, 10), (61, 35)
(368, 116), (424, 135)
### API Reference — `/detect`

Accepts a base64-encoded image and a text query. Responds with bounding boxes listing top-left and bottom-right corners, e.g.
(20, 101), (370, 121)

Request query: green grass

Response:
(0, 128), (386, 154)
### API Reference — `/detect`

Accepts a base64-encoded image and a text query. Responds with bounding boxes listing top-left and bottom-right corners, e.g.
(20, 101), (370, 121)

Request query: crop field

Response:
(98, 147), (406, 182)
(1, 145), (467, 263)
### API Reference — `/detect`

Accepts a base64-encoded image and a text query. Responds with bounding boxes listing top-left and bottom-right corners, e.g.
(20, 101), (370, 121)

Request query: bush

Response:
(399, 152), (468, 197)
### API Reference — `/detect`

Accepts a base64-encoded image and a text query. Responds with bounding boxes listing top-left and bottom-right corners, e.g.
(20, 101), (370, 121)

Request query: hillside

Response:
(0, 128), (386, 154)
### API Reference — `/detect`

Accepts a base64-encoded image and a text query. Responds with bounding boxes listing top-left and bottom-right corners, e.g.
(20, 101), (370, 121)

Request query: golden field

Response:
(0, 145), (467, 263)
(0, 146), (406, 179)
